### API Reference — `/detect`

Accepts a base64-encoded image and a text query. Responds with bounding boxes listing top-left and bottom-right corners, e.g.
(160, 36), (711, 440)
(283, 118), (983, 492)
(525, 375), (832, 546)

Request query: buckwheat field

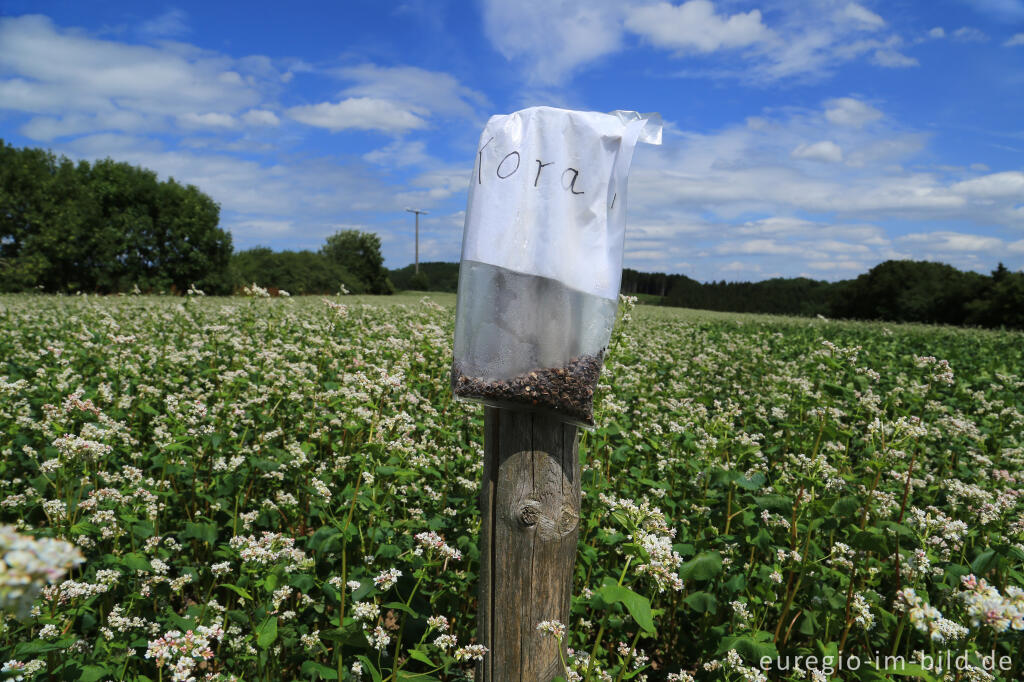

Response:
(1, 292), (1021, 682)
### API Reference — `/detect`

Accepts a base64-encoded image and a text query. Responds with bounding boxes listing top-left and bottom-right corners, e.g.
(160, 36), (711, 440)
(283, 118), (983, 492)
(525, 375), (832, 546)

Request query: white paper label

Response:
(460, 106), (661, 301)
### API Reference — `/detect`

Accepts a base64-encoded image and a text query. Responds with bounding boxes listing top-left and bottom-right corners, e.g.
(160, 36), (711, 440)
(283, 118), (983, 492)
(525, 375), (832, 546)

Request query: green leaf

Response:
(356, 655), (383, 682)
(714, 635), (777, 662)
(78, 666), (112, 682)
(753, 495), (792, 511)
(120, 552), (151, 572)
(595, 581), (656, 636)
(221, 583), (255, 601)
(300, 661), (339, 680)
(382, 601), (419, 617)
(683, 591), (718, 614)
(407, 648), (437, 666)
(971, 548), (997, 575)
(15, 637), (76, 655)
(734, 471), (765, 490)
(183, 521), (218, 545)
(256, 616), (278, 648)
(680, 551), (722, 581)
(850, 529), (888, 554)
(397, 673), (440, 682)
(830, 496), (861, 517)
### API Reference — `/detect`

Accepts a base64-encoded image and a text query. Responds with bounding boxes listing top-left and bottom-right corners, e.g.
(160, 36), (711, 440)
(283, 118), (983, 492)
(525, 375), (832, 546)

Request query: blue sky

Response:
(1, 0), (1023, 281)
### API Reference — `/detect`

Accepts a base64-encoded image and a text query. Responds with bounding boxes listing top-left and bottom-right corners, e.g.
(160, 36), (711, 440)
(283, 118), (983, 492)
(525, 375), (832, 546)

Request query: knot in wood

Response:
(518, 501), (541, 527)
(557, 504), (579, 534)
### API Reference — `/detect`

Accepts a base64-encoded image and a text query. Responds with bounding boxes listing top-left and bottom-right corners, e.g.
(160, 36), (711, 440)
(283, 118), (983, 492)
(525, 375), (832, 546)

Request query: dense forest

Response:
(3, 140), (1022, 328)
(1, 141), (392, 295)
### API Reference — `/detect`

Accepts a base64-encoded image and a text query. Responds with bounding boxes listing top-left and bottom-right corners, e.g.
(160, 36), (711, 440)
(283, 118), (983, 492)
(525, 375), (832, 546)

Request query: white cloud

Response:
(0, 14), (277, 137)
(1005, 33), (1024, 46)
(791, 140), (843, 163)
(807, 259), (866, 270)
(824, 97), (883, 127)
(61, 133), (163, 156)
(231, 219), (295, 239)
(363, 140), (431, 167)
(840, 3), (885, 29)
(952, 26), (989, 42)
(872, 49), (918, 67)
(714, 239), (803, 255)
(178, 112), (237, 129)
(335, 64), (488, 121)
(241, 109), (280, 126)
(625, 1), (771, 53)
(962, 0), (1024, 20)
(480, 0), (625, 85)
(951, 171), (1024, 198)
(286, 98), (428, 133)
(479, 0), (917, 86)
(721, 260), (760, 272)
(18, 110), (158, 141)
(899, 231), (1004, 252)
(928, 27), (946, 38)
(139, 9), (190, 38)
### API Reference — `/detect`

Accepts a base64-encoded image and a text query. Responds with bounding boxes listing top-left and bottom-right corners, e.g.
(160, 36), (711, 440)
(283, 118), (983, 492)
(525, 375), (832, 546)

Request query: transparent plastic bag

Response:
(451, 106), (662, 427)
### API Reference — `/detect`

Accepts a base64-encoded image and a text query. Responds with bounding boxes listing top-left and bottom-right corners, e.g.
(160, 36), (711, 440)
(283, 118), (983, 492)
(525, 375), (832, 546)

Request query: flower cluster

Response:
(895, 587), (968, 642)
(145, 625), (225, 682)
(0, 526), (84, 618)
(957, 574), (1024, 632)
(227, 532), (311, 571)
(414, 531), (462, 561)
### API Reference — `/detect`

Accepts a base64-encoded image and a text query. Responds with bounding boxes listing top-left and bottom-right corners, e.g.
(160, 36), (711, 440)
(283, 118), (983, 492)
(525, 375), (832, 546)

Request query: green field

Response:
(1, 293), (1022, 681)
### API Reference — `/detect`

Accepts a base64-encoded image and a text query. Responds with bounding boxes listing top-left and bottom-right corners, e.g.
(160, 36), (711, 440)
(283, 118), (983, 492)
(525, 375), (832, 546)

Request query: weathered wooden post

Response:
(450, 106), (661, 680)
(476, 408), (580, 681)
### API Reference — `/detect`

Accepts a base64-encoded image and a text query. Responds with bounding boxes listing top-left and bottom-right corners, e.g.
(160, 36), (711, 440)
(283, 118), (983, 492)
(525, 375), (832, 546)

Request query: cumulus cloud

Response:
(625, 1), (771, 53)
(617, 97), (1021, 279)
(961, 0), (1024, 20)
(840, 3), (885, 29)
(286, 98), (428, 133)
(334, 64), (488, 121)
(178, 112), (237, 129)
(139, 9), (190, 38)
(1005, 33), (1024, 46)
(0, 14), (276, 139)
(479, 0), (914, 86)
(824, 97), (884, 127)
(872, 49), (918, 67)
(480, 0), (626, 85)
(791, 140), (844, 163)
(929, 27), (946, 38)
(952, 26), (989, 42)
(899, 231), (1004, 252)
(241, 109), (280, 126)
(951, 171), (1024, 198)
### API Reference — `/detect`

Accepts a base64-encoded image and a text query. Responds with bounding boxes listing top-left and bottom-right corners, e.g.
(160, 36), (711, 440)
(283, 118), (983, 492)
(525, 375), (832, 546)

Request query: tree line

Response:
(2, 141), (1021, 329)
(385, 260), (1024, 330)
(0, 141), (393, 295)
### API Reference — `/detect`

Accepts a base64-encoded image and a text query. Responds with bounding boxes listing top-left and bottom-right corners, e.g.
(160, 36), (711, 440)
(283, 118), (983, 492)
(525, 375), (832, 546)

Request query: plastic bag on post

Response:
(451, 106), (662, 428)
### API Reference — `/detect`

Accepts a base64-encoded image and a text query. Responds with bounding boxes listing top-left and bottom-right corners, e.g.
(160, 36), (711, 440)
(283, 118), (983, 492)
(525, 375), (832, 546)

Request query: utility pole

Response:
(405, 208), (428, 274)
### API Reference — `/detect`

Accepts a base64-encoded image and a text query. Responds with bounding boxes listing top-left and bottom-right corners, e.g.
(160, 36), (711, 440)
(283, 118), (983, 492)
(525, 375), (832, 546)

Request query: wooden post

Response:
(476, 407), (581, 682)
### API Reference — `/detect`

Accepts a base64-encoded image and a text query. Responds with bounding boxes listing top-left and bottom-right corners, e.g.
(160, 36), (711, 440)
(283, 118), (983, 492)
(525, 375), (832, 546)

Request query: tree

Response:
(834, 260), (985, 325)
(320, 229), (393, 294)
(0, 140), (232, 293)
(232, 248), (362, 294)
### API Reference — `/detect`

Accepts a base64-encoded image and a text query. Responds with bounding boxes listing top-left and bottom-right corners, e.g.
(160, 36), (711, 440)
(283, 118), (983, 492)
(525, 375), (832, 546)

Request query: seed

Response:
(451, 351), (605, 426)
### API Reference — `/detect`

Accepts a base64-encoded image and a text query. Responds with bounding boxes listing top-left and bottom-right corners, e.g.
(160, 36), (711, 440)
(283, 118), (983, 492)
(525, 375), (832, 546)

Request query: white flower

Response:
(373, 568), (401, 591)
